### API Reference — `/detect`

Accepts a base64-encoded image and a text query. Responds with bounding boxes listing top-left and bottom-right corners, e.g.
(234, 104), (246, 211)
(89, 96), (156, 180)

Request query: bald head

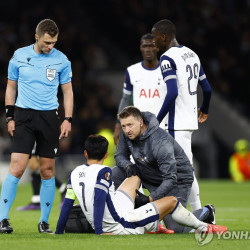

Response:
(151, 19), (177, 53)
(152, 19), (176, 36)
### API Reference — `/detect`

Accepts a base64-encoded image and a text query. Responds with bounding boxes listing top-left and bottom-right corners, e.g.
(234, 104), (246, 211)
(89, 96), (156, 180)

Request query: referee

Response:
(0, 19), (73, 234)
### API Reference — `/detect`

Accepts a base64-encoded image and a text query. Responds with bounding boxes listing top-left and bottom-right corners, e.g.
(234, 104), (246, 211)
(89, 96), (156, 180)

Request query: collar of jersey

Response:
(141, 61), (160, 71)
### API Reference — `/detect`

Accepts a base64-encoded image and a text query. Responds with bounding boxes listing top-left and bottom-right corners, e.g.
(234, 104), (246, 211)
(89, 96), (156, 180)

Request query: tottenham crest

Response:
(46, 68), (56, 81)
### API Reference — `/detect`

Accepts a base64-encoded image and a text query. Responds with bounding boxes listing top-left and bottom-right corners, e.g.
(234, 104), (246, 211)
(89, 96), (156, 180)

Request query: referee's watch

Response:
(6, 117), (14, 124)
(64, 117), (73, 123)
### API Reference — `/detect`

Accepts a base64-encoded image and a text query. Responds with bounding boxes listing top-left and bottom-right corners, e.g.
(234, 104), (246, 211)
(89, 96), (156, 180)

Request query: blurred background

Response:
(0, 0), (249, 182)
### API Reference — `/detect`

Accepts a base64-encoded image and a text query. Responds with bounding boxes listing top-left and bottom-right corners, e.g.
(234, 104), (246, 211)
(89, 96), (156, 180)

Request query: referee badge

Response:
(46, 68), (56, 81)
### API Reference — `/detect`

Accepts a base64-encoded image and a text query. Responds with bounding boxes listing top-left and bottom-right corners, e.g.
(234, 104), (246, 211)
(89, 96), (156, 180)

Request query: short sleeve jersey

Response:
(8, 44), (72, 110)
(160, 46), (201, 130)
(69, 164), (125, 233)
(123, 62), (167, 129)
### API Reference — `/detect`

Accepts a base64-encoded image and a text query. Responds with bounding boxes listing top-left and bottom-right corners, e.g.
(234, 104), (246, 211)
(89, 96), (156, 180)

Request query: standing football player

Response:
(113, 33), (167, 145)
(151, 19), (212, 211)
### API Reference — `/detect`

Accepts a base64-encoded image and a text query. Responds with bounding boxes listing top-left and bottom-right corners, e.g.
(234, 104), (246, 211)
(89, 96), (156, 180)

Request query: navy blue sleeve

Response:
(55, 198), (74, 234)
(124, 69), (133, 92)
(157, 55), (178, 123)
(93, 167), (112, 234)
(55, 171), (75, 234)
(198, 65), (212, 114)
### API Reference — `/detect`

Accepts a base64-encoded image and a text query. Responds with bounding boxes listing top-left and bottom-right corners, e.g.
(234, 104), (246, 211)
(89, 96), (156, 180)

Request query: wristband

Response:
(6, 117), (14, 124)
(5, 105), (15, 118)
(64, 117), (73, 123)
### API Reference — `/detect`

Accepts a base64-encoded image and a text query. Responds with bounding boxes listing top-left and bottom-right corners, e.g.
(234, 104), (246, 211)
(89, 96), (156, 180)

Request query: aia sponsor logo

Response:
(139, 89), (160, 98)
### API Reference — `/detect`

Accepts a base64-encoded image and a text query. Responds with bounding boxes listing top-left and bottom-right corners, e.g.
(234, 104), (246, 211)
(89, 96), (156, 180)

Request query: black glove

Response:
(134, 189), (150, 209)
(126, 164), (139, 178)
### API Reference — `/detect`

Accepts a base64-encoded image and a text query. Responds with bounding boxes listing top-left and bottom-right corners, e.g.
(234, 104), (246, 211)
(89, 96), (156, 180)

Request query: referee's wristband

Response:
(5, 105), (15, 118)
(6, 117), (14, 124)
(64, 117), (72, 123)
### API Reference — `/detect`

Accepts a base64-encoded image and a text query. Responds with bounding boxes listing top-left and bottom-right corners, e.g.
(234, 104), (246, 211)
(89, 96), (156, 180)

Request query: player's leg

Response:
(0, 153), (29, 233)
(17, 156), (41, 211)
(36, 109), (59, 233)
(0, 108), (38, 233)
(155, 183), (216, 233)
(38, 157), (55, 233)
(188, 175), (201, 211)
(174, 130), (201, 211)
(154, 197), (227, 234)
(117, 175), (140, 201)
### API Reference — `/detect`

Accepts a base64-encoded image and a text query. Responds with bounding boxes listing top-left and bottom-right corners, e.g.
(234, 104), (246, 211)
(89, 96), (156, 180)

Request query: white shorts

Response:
(112, 190), (159, 235)
(173, 130), (193, 165)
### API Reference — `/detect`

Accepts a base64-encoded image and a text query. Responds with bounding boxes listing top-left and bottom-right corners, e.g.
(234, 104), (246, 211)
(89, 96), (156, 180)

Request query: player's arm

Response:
(60, 81), (73, 139)
(93, 167), (113, 235)
(55, 173), (76, 234)
(5, 79), (17, 136)
(114, 131), (133, 170)
(157, 56), (178, 123)
(198, 65), (212, 123)
(150, 138), (178, 201)
(114, 70), (133, 145)
(6, 53), (18, 136)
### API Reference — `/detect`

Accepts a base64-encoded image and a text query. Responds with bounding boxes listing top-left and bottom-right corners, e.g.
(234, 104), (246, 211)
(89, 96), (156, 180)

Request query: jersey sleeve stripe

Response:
(95, 184), (108, 193)
(100, 179), (110, 187)
(123, 89), (132, 95)
(199, 74), (206, 81)
(164, 75), (177, 82)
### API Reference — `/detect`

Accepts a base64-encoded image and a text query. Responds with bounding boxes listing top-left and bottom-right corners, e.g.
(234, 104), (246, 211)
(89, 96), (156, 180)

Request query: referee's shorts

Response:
(11, 107), (60, 158)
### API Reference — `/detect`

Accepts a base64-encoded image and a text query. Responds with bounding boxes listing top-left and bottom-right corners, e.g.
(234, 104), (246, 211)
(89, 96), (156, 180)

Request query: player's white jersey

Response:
(124, 62), (167, 129)
(68, 163), (159, 235)
(160, 46), (201, 130)
(70, 164), (125, 234)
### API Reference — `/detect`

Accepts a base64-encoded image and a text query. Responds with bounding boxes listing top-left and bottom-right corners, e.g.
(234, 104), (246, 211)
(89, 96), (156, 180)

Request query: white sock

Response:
(188, 174), (201, 211)
(31, 195), (40, 203)
(59, 183), (66, 193)
(172, 202), (207, 231)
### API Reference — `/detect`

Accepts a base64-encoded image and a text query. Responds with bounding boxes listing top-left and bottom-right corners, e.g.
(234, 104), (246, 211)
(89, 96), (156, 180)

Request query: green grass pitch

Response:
(0, 180), (250, 250)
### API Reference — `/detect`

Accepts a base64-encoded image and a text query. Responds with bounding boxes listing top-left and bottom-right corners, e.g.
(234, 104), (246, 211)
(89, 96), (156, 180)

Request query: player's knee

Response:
(9, 166), (24, 179)
(169, 196), (178, 210)
(40, 164), (55, 179)
(9, 158), (27, 178)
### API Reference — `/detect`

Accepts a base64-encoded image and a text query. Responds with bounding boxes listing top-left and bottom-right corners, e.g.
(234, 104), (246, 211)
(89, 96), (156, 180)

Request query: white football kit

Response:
(160, 46), (202, 131)
(67, 164), (159, 234)
(159, 45), (211, 162)
(158, 45), (212, 211)
(123, 61), (167, 129)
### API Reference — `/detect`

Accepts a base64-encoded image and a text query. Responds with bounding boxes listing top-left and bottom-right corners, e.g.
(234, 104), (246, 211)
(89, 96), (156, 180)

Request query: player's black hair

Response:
(36, 19), (59, 37)
(152, 19), (176, 36)
(140, 33), (154, 43)
(118, 106), (143, 121)
(84, 135), (108, 160)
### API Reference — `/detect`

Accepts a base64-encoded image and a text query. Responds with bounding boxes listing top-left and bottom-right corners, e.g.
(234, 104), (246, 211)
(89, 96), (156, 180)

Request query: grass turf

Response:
(0, 180), (250, 250)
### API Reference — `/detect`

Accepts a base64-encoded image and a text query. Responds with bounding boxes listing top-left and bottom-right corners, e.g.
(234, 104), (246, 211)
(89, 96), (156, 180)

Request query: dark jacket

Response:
(115, 112), (194, 200)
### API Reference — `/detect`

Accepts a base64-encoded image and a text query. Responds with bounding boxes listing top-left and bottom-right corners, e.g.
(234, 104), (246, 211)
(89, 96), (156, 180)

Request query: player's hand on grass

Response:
(101, 232), (115, 235)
